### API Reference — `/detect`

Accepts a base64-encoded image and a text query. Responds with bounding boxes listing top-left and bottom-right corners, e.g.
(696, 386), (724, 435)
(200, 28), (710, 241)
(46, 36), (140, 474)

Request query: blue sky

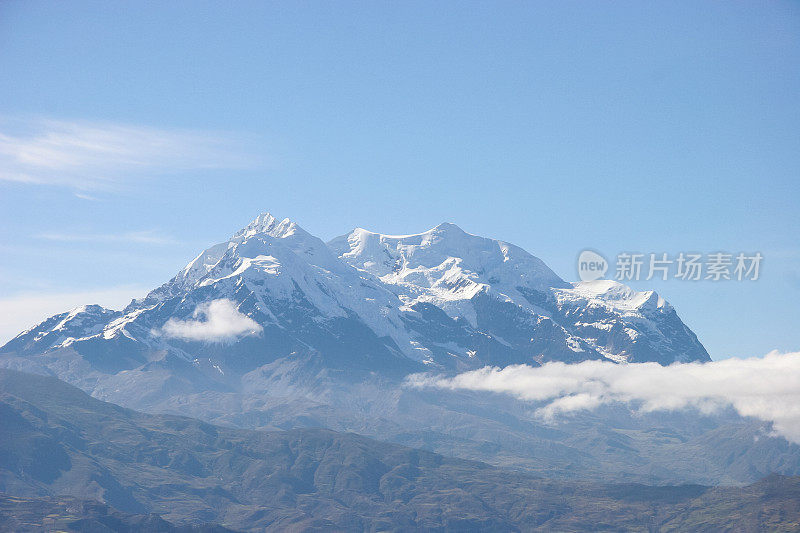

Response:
(0, 1), (798, 358)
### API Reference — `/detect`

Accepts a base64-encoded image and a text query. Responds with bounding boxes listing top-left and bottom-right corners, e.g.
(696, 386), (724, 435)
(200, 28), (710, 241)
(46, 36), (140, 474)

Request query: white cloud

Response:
(407, 352), (800, 444)
(74, 192), (100, 201)
(35, 230), (176, 245)
(0, 286), (149, 344)
(0, 118), (263, 191)
(160, 299), (262, 342)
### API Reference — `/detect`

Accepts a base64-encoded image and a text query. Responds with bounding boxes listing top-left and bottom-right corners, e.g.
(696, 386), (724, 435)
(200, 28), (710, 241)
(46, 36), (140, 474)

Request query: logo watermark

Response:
(577, 250), (762, 282)
(577, 250), (608, 281)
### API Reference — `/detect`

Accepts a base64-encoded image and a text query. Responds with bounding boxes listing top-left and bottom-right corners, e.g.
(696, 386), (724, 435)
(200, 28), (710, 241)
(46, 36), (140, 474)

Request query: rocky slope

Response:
(2, 369), (799, 533)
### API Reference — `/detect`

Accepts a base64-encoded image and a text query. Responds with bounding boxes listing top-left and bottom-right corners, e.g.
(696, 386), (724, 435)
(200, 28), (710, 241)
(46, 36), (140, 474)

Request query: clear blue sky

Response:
(0, 1), (798, 358)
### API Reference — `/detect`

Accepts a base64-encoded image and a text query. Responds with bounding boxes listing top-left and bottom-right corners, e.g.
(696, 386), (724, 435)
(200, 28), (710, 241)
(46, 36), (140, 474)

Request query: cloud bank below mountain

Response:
(407, 351), (800, 444)
(160, 299), (262, 342)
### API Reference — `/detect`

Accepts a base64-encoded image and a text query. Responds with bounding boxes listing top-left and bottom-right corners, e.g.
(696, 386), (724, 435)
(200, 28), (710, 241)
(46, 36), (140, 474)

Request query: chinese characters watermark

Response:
(578, 250), (762, 282)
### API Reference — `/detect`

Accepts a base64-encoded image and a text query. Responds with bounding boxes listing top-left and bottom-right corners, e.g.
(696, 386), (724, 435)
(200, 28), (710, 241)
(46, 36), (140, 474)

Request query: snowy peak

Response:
(164, 212), (335, 290)
(2, 304), (120, 355)
(565, 280), (670, 313)
(136, 211), (337, 309)
(235, 212), (278, 238)
(232, 212), (305, 241)
(329, 222), (568, 293)
(173, 212), (303, 290)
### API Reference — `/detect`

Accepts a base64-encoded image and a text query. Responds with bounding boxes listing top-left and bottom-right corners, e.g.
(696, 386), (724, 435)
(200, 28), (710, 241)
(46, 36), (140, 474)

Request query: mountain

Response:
(1, 212), (707, 376)
(329, 223), (707, 365)
(2, 368), (800, 532)
(4, 213), (783, 487)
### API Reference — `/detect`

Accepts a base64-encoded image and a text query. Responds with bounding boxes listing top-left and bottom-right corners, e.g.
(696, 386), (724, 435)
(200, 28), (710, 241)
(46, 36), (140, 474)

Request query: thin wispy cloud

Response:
(159, 299), (262, 342)
(36, 230), (177, 245)
(407, 352), (800, 444)
(0, 118), (263, 191)
(74, 192), (100, 201)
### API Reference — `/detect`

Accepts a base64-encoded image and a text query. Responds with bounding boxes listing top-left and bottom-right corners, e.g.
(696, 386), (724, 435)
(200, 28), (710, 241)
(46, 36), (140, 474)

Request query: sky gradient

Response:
(0, 1), (798, 358)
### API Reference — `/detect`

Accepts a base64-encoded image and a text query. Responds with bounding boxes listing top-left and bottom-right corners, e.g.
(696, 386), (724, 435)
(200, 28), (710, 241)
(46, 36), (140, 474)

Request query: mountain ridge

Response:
(3, 368), (800, 532)
(2, 211), (709, 370)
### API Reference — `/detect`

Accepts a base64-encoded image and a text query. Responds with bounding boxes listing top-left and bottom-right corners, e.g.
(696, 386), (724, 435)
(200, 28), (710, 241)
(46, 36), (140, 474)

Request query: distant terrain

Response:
(2, 369), (799, 532)
(0, 495), (233, 532)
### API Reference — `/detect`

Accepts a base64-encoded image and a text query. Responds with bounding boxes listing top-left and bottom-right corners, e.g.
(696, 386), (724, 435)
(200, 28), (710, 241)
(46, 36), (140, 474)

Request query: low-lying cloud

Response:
(407, 351), (800, 444)
(160, 299), (262, 342)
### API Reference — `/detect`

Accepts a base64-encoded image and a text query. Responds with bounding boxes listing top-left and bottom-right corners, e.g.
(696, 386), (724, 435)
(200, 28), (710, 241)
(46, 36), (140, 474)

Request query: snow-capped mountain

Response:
(15, 214), (800, 488)
(329, 222), (708, 366)
(2, 212), (708, 385)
